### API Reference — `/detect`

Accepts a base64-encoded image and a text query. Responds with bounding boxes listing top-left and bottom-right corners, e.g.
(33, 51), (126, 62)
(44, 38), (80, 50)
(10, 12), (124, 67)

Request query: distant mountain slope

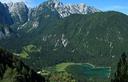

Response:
(0, 48), (45, 82)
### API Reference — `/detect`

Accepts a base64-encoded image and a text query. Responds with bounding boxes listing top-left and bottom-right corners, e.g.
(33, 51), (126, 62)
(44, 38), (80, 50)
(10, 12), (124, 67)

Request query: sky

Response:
(0, 0), (128, 15)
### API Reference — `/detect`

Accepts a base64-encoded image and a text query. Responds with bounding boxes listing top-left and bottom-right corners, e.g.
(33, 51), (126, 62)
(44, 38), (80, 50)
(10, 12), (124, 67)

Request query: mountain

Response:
(0, 48), (45, 82)
(28, 11), (128, 69)
(0, 0), (128, 72)
(13, 0), (100, 34)
(5, 0), (100, 26)
(1, 1), (128, 82)
(39, 0), (100, 17)
(1, 11), (128, 71)
(0, 0), (100, 39)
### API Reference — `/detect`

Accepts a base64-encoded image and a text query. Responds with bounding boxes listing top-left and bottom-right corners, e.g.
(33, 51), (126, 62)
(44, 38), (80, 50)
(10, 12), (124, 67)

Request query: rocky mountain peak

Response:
(7, 2), (27, 12)
(7, 2), (29, 24)
(43, 0), (62, 8)
(42, 0), (100, 17)
(47, 0), (60, 3)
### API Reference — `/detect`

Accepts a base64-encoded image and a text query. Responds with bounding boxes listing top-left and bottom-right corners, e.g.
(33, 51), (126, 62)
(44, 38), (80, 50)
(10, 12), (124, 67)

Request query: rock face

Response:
(0, 2), (14, 39)
(43, 0), (100, 17)
(2, 0), (100, 26)
(0, 2), (13, 25)
(0, 2), (29, 39)
(7, 2), (29, 25)
(0, 48), (45, 82)
(0, 25), (12, 39)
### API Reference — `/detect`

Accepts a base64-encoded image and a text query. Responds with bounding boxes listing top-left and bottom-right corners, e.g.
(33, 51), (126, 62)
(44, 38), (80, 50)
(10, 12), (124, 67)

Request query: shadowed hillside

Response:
(0, 48), (45, 82)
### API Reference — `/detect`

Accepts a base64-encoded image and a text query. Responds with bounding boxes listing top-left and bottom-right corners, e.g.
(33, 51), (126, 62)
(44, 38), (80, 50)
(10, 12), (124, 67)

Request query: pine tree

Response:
(112, 52), (128, 82)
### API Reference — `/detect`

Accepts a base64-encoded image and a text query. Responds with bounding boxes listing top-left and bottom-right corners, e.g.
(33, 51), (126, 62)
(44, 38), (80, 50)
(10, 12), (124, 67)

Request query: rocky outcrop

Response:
(0, 25), (12, 39)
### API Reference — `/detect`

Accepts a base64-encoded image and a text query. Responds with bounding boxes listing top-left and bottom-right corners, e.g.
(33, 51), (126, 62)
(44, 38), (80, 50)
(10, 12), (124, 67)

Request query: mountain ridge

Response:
(0, 0), (100, 39)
